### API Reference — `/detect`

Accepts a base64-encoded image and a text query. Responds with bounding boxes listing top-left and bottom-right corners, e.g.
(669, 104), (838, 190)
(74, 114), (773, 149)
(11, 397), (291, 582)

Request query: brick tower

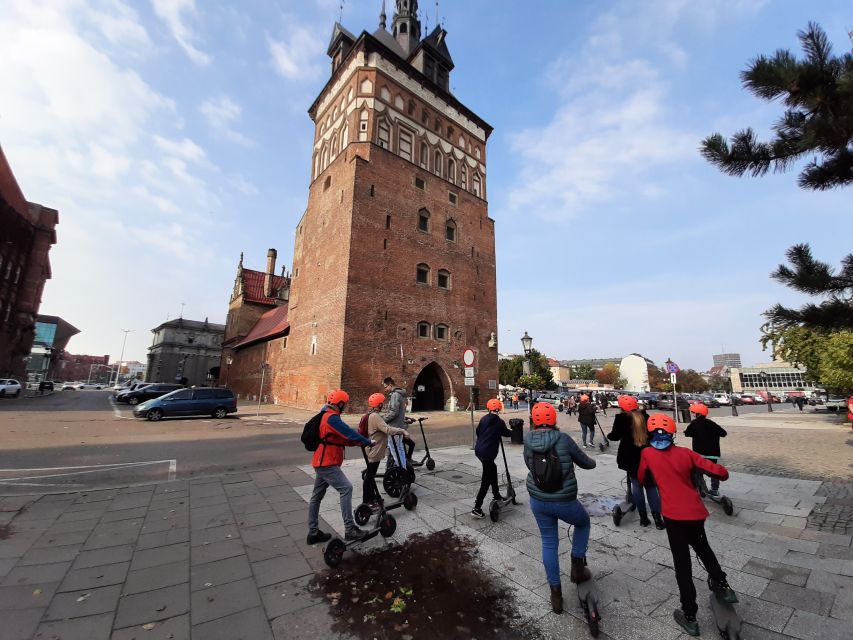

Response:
(273, 1), (498, 411)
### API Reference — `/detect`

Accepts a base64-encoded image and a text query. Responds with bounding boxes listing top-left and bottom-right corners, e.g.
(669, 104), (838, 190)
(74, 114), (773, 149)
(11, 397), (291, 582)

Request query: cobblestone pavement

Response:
(808, 482), (853, 536)
(1, 439), (850, 639)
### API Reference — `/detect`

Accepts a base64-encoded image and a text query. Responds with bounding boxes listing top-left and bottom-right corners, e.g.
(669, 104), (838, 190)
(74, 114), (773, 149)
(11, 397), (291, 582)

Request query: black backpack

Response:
(301, 410), (327, 451)
(531, 442), (563, 492)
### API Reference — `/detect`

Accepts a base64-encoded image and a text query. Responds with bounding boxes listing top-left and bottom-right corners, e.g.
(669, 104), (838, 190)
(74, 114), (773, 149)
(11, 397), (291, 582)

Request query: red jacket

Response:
(311, 407), (371, 468)
(637, 445), (729, 521)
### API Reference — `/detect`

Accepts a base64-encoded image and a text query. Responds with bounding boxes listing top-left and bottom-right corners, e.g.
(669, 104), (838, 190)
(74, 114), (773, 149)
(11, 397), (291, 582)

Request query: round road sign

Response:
(462, 348), (476, 367)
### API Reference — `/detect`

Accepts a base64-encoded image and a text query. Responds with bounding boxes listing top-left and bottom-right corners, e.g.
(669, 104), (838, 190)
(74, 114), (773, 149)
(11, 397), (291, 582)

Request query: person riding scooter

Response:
(471, 398), (513, 518)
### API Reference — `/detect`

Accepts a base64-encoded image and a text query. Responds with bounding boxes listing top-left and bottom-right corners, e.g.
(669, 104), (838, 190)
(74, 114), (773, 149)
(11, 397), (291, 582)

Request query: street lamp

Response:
(112, 329), (133, 386)
(224, 355), (233, 388)
(729, 375), (738, 417)
(759, 371), (773, 413)
(521, 332), (534, 423)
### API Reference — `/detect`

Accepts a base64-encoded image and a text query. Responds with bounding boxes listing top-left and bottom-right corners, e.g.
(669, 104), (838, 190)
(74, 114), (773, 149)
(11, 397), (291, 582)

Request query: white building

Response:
(620, 353), (653, 392)
(730, 361), (815, 395)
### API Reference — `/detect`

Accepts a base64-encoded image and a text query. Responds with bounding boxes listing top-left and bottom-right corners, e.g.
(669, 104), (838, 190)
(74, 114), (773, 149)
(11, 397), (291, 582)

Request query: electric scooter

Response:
(611, 471), (636, 526)
(362, 433), (416, 498)
(567, 524), (603, 637)
(593, 415), (610, 453)
(709, 588), (744, 639)
(354, 446), (418, 526)
(488, 437), (519, 522)
(696, 472), (734, 516)
(404, 416), (436, 471)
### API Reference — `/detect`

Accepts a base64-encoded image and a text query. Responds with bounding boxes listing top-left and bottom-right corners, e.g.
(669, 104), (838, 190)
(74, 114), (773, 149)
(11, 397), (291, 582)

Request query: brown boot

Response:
(570, 555), (591, 584)
(549, 584), (563, 614)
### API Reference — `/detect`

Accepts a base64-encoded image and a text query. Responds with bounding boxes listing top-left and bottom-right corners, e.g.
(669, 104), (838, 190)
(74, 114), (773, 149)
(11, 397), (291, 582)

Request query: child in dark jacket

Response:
(638, 413), (737, 637)
(471, 399), (513, 519)
(684, 403), (728, 496)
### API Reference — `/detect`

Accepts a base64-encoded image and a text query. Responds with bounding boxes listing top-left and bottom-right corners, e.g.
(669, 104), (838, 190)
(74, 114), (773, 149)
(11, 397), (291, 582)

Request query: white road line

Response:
(0, 460), (176, 472)
(109, 398), (133, 419)
(168, 460), (177, 482)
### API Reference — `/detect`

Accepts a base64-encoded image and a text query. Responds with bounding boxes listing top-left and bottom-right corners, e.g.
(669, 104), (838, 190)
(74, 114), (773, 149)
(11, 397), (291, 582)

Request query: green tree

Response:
(707, 374), (730, 392)
(668, 370), (709, 394)
(701, 23), (853, 191)
(820, 331), (853, 391)
(647, 365), (668, 391)
(518, 373), (547, 391)
(764, 325), (853, 392)
(499, 349), (554, 388)
(571, 364), (597, 381)
(499, 357), (523, 386)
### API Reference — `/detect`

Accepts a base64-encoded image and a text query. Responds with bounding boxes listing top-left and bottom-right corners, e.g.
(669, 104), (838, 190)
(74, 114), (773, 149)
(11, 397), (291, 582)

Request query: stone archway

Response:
(411, 362), (446, 411)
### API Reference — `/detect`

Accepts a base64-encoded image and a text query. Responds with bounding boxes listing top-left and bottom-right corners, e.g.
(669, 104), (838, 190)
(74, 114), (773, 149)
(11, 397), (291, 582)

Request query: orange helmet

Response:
(486, 398), (503, 412)
(689, 403), (708, 417)
(647, 413), (676, 434)
(580, 394), (589, 402)
(618, 395), (638, 412)
(368, 393), (385, 408)
(531, 402), (557, 427)
(327, 389), (350, 405)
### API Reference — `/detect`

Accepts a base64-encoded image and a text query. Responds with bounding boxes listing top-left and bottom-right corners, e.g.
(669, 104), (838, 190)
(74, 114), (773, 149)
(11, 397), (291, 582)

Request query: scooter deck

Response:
(577, 579), (602, 637)
(709, 592), (743, 639)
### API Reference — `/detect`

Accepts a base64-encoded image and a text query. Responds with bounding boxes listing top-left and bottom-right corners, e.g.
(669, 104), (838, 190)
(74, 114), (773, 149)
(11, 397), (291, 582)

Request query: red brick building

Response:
(54, 353), (111, 383)
(0, 145), (59, 379)
(225, 1), (499, 411)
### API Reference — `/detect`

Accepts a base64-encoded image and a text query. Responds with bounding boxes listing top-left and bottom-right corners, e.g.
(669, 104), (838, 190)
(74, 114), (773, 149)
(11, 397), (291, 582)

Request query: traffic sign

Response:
(462, 348), (476, 367)
(464, 377), (475, 386)
(464, 367), (475, 378)
(665, 361), (680, 374)
(670, 373), (677, 384)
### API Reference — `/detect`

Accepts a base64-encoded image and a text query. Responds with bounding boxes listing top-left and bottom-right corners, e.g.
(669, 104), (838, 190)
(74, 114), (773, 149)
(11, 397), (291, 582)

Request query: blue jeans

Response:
(308, 465), (354, 534)
(630, 475), (661, 515)
(530, 496), (591, 587)
(580, 423), (595, 445)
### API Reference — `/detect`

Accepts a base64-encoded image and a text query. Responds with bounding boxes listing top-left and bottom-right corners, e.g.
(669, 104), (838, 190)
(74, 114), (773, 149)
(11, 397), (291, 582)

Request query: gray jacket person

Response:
(382, 378), (408, 429)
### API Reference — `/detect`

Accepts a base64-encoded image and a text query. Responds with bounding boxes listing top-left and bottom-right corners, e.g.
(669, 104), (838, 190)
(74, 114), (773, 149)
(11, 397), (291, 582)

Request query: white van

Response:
(713, 393), (731, 406)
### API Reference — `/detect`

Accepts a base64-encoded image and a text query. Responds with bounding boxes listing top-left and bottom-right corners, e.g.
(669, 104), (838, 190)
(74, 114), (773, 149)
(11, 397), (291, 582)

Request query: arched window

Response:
(472, 172), (482, 197)
(437, 269), (451, 290)
(321, 147), (329, 171)
(340, 122), (348, 148)
(399, 129), (413, 161)
(400, 23), (408, 34)
(433, 150), (442, 177)
(435, 324), (448, 340)
(447, 158), (456, 183)
(313, 153), (320, 179)
(416, 263), (430, 284)
(461, 165), (468, 190)
(419, 142), (428, 168)
(417, 321), (430, 338)
(358, 110), (369, 141)
(331, 133), (339, 159)
(417, 209), (430, 232)
(445, 219), (457, 242)
(378, 119), (390, 149)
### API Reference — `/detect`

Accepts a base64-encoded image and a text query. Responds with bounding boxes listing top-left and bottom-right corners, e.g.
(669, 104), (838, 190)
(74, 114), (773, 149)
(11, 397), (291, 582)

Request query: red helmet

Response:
(647, 413), (676, 434)
(531, 402), (557, 427)
(486, 398), (503, 412)
(327, 389), (350, 405)
(689, 403), (708, 417)
(580, 394), (589, 402)
(618, 395), (638, 412)
(368, 393), (385, 408)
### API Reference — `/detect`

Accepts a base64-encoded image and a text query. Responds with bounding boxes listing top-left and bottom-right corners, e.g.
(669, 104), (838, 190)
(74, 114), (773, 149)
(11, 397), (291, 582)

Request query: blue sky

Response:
(1, 0), (850, 371)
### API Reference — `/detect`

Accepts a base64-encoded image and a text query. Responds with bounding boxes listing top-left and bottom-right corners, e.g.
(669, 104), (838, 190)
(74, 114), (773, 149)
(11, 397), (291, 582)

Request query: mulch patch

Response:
(311, 529), (540, 639)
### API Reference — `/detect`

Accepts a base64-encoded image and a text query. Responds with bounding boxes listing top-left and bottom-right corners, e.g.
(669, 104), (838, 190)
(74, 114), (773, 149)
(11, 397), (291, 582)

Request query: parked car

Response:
(534, 393), (565, 409)
(739, 394), (756, 405)
(693, 394), (720, 408)
(76, 382), (105, 390)
(712, 393), (731, 406)
(119, 383), (183, 405)
(637, 392), (660, 409)
(133, 387), (237, 421)
(657, 395), (690, 410)
(823, 396), (847, 412)
(115, 382), (152, 401)
(61, 382), (78, 390)
(0, 379), (23, 398)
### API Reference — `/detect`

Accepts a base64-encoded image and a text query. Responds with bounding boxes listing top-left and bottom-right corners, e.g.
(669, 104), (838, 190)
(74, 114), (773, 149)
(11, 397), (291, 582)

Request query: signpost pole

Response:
(671, 372), (678, 423)
(470, 389), (475, 448)
(256, 363), (267, 416)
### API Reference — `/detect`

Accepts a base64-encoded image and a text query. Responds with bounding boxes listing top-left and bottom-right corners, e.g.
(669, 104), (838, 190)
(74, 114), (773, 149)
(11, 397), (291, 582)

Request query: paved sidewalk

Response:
(1, 445), (851, 639)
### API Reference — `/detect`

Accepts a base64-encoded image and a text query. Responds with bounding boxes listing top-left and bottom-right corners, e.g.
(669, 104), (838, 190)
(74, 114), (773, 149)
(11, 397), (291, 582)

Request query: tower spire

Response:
(379, 0), (386, 30)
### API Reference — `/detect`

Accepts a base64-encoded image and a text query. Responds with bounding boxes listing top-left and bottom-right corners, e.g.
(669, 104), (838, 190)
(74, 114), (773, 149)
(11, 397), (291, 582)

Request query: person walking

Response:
(512, 391), (519, 411)
(566, 394), (576, 416)
(524, 402), (597, 614)
(684, 403), (727, 496)
(638, 414), (737, 636)
(362, 393), (410, 507)
(307, 390), (373, 545)
(606, 395), (663, 528)
(577, 394), (597, 448)
(382, 377), (408, 469)
(795, 396), (806, 412)
(471, 399), (513, 518)
(598, 392), (608, 416)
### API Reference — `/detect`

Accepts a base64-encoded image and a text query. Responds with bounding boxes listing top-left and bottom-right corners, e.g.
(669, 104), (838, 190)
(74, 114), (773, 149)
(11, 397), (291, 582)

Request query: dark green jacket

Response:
(523, 427), (596, 502)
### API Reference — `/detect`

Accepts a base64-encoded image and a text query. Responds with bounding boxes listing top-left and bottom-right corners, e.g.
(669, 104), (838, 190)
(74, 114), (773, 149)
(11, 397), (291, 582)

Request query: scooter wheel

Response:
(598, 443), (606, 452)
(612, 505), (623, 527)
(721, 496), (734, 516)
(324, 538), (346, 567)
(426, 458), (436, 471)
(383, 467), (408, 498)
(403, 492), (418, 510)
(354, 503), (373, 526)
(379, 514), (396, 537)
(489, 500), (500, 523)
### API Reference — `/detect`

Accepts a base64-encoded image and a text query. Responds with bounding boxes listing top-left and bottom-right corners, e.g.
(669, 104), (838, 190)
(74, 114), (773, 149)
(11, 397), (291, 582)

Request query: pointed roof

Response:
(372, 26), (405, 58)
(233, 304), (289, 350)
(241, 269), (287, 306)
(419, 25), (454, 68)
(327, 22), (356, 56)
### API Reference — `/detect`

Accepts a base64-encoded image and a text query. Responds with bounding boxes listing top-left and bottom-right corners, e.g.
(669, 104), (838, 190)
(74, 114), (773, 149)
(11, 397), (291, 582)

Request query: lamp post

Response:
(224, 355), (233, 388)
(521, 331), (533, 423)
(759, 371), (773, 413)
(729, 375), (738, 417)
(112, 329), (133, 386)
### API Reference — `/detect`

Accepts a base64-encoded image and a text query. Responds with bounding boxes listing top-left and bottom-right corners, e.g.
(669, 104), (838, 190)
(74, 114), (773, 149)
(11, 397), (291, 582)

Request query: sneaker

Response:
(306, 530), (331, 545)
(710, 577), (739, 604)
(471, 507), (485, 519)
(652, 512), (665, 530)
(708, 488), (719, 497)
(582, 443), (589, 449)
(639, 513), (651, 527)
(673, 609), (700, 636)
(345, 526), (367, 541)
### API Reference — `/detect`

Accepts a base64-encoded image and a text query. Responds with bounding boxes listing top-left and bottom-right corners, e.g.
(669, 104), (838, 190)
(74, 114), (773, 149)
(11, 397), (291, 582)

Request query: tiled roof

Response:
(243, 269), (286, 305)
(234, 304), (289, 349)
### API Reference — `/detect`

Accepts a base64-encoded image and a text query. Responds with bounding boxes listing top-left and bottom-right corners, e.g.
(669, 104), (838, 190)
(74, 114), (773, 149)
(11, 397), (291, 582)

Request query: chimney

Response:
(265, 248), (277, 298)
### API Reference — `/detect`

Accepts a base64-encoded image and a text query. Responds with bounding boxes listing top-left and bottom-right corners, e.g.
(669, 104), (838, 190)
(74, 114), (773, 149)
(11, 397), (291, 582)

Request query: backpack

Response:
(301, 410), (327, 451)
(358, 413), (370, 438)
(531, 442), (563, 493)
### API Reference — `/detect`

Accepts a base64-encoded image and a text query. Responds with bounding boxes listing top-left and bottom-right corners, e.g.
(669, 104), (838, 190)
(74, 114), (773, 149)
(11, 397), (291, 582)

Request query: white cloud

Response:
(151, 0), (210, 65)
(199, 96), (254, 147)
(86, 0), (152, 51)
(267, 23), (324, 81)
(153, 135), (206, 161)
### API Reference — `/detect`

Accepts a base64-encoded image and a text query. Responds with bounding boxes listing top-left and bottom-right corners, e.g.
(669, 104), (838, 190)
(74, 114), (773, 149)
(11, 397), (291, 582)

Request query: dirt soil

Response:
(311, 530), (539, 640)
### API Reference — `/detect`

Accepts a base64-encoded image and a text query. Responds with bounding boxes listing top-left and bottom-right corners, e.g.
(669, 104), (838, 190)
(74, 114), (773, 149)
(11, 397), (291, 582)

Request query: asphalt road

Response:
(0, 391), (835, 494)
